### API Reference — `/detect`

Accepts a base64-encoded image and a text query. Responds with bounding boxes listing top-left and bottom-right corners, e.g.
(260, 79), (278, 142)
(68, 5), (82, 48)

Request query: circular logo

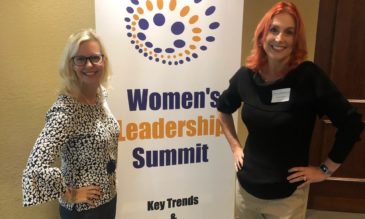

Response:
(124, 0), (220, 65)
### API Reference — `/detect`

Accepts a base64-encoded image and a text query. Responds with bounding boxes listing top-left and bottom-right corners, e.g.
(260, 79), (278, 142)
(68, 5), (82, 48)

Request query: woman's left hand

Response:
(287, 166), (330, 189)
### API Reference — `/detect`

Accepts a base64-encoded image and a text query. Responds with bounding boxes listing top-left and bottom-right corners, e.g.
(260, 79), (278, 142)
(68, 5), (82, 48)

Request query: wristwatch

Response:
(319, 163), (332, 176)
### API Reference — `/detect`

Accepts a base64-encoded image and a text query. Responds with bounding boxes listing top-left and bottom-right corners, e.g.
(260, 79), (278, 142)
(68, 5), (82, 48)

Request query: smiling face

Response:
(72, 40), (104, 90)
(263, 13), (296, 65)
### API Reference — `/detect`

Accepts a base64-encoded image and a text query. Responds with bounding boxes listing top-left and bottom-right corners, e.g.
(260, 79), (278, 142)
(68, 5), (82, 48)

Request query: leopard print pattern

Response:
(22, 93), (119, 211)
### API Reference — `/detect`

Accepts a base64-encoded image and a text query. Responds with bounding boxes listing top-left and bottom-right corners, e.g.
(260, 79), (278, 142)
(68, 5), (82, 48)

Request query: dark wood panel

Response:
(331, 0), (365, 98)
(313, 0), (337, 74)
(309, 0), (365, 212)
(308, 180), (365, 213)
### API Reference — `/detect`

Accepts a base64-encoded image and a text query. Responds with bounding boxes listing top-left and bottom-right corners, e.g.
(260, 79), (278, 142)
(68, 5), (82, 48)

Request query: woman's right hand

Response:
(232, 146), (244, 172)
(64, 185), (102, 207)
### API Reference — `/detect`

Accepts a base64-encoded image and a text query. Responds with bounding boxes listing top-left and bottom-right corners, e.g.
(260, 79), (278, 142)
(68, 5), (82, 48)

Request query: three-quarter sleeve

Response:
(22, 106), (72, 206)
(314, 67), (364, 163)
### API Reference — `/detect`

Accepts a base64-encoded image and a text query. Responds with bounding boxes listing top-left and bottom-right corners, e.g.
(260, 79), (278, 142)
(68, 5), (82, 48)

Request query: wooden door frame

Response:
(308, 0), (365, 213)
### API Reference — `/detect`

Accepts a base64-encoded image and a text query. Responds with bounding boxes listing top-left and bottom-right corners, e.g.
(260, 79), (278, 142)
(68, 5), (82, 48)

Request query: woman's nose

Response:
(84, 59), (94, 67)
(275, 32), (284, 41)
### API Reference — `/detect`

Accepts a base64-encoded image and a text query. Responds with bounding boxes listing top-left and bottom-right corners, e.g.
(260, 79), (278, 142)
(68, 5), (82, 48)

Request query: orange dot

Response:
(179, 53), (183, 57)
(157, 0), (163, 10)
(189, 45), (196, 50)
(131, 27), (136, 31)
(192, 36), (201, 42)
(144, 48), (147, 51)
(185, 50), (191, 55)
(131, 21), (136, 26)
(168, 55), (171, 59)
(137, 7), (144, 14)
(192, 27), (202, 33)
(189, 15), (199, 24)
(133, 14), (139, 20)
(146, 0), (153, 11)
(180, 6), (190, 17)
(169, 0), (176, 11)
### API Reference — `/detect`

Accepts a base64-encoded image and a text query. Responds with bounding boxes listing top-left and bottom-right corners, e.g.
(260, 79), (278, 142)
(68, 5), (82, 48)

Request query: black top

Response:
(217, 61), (364, 199)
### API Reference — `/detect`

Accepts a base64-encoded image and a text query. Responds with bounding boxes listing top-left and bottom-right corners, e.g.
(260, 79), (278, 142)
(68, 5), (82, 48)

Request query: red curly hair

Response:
(246, 1), (307, 72)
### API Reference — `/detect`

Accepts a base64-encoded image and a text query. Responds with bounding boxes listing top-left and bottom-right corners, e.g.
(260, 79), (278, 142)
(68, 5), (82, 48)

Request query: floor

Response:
(306, 209), (365, 219)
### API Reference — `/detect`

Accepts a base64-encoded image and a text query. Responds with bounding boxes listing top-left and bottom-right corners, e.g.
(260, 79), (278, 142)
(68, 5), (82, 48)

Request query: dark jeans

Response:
(59, 197), (116, 219)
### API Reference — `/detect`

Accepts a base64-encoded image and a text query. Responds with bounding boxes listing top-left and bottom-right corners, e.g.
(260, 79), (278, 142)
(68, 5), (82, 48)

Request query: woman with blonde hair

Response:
(22, 29), (119, 219)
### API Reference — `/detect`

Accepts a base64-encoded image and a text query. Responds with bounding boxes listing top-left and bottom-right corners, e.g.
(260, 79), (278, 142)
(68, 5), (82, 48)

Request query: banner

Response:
(95, 0), (244, 218)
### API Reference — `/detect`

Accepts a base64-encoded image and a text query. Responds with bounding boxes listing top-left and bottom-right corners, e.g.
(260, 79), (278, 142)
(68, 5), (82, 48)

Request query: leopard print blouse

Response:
(22, 93), (119, 211)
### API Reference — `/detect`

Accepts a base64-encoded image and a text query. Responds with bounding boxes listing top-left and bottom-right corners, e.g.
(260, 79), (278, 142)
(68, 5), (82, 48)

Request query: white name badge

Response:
(271, 88), (291, 103)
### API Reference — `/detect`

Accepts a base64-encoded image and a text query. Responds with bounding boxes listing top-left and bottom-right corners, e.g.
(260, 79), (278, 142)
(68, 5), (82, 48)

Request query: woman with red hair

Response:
(217, 2), (363, 218)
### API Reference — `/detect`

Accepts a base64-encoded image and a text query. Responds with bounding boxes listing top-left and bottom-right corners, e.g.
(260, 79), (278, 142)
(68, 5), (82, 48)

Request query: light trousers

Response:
(235, 180), (308, 219)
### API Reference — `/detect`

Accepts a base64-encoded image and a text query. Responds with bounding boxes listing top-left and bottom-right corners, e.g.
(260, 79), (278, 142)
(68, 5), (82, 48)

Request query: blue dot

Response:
(156, 58), (160, 62)
(139, 19), (149, 30)
(127, 32), (132, 37)
(135, 45), (139, 49)
(171, 22), (185, 35)
(165, 48), (175, 53)
(137, 32), (146, 41)
(154, 48), (162, 53)
(179, 60), (184, 64)
(126, 7), (134, 13)
(162, 60), (166, 64)
(192, 53), (198, 58)
(149, 56), (153, 60)
(174, 40), (186, 48)
(186, 57), (191, 62)
(174, 61), (178, 65)
(145, 42), (153, 48)
(143, 53), (148, 57)
(131, 40), (135, 44)
(209, 22), (220, 30)
(205, 6), (216, 16)
(126, 25), (131, 30)
(125, 17), (131, 22)
(131, 0), (139, 5)
(194, 0), (202, 3)
(138, 49), (143, 53)
(154, 13), (165, 26)
(200, 45), (207, 51)
(168, 61), (172, 65)
(206, 36), (215, 42)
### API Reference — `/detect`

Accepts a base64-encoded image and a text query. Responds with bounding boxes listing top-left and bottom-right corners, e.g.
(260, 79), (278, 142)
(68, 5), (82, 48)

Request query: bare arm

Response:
(218, 112), (244, 171)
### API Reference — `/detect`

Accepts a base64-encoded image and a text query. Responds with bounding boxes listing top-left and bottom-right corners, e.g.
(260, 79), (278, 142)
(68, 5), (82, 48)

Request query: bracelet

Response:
(319, 163), (333, 176)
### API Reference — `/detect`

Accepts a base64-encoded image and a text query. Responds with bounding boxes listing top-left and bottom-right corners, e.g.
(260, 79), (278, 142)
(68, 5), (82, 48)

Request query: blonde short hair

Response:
(58, 28), (111, 96)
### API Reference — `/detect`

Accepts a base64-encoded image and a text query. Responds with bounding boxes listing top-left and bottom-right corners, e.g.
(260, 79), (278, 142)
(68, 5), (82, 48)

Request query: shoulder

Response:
(229, 66), (253, 84)
(288, 61), (330, 84)
(293, 61), (341, 98)
(234, 66), (253, 77)
(294, 61), (323, 75)
(45, 95), (77, 123)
